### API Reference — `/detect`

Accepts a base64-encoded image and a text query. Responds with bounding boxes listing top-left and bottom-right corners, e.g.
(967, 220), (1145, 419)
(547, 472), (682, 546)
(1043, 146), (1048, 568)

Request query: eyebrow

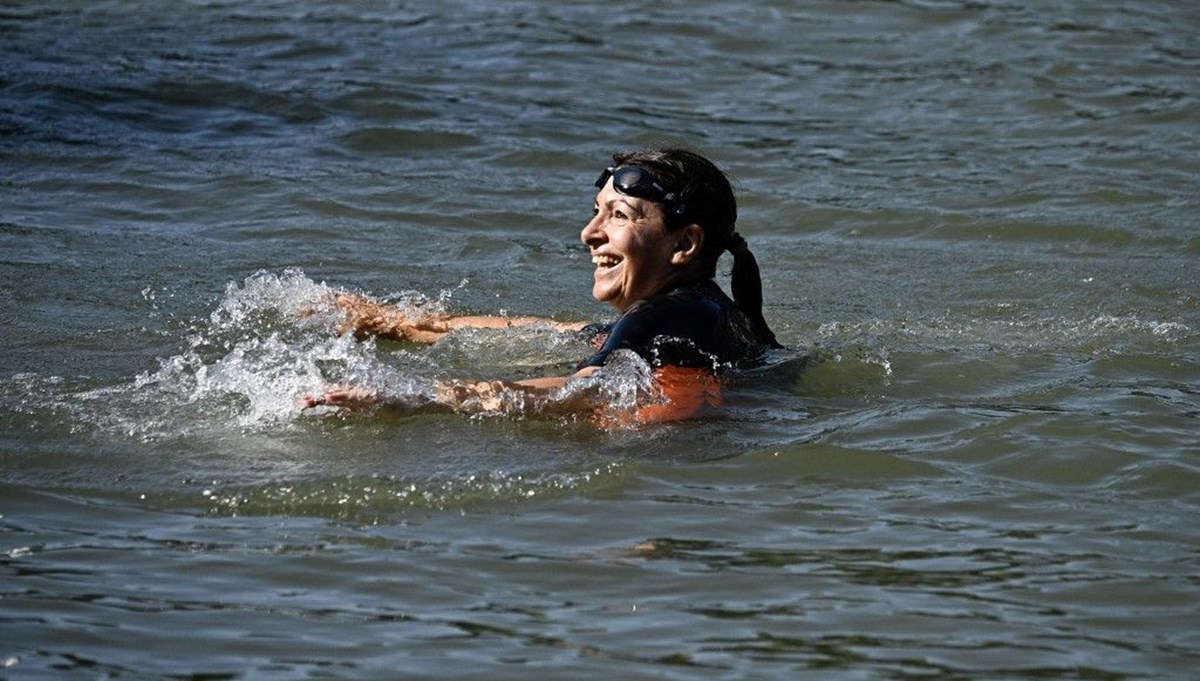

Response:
(600, 196), (646, 218)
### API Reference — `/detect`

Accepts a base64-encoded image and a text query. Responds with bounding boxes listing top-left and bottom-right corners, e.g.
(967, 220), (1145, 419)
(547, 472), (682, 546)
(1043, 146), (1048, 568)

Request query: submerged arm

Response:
(432, 367), (600, 414)
(300, 367), (601, 414)
(334, 292), (587, 343)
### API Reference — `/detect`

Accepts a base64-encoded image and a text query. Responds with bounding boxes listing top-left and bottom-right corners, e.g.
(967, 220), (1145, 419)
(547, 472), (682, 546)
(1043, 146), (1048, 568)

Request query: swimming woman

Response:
(303, 147), (779, 422)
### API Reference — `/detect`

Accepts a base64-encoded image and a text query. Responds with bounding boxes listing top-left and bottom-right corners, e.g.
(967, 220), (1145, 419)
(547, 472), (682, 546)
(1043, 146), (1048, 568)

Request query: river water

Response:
(2, 1), (1198, 678)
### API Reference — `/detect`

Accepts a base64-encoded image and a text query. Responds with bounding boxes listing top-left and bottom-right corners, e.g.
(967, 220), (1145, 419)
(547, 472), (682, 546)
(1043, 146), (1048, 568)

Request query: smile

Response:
(592, 254), (621, 268)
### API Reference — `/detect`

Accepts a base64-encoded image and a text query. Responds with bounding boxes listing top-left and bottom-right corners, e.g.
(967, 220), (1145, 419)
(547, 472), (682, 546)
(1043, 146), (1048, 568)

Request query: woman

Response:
(304, 148), (779, 422)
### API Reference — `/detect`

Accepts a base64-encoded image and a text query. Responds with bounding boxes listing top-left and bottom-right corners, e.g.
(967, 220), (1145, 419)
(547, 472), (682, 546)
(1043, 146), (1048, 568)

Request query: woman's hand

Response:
(299, 385), (380, 410)
(434, 380), (508, 412)
(333, 293), (451, 343)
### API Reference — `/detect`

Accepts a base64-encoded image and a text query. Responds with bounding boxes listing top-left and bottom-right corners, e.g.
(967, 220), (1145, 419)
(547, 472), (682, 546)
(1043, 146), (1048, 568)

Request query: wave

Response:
(815, 313), (1193, 356)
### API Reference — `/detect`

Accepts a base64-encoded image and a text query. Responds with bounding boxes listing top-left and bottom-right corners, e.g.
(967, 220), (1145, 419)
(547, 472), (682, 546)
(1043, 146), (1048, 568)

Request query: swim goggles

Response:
(595, 165), (687, 218)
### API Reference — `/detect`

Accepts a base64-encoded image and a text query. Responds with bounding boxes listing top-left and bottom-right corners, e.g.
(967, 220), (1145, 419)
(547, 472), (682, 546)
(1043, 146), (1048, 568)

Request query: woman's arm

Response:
(334, 292), (588, 343)
(300, 367), (601, 414)
(431, 368), (600, 413)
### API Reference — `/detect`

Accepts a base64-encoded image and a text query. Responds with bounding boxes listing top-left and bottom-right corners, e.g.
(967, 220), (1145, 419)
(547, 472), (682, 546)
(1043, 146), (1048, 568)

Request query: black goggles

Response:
(595, 165), (687, 217)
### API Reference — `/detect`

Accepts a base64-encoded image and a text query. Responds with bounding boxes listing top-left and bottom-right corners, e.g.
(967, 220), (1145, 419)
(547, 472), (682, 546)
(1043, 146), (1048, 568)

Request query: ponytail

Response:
(727, 233), (781, 348)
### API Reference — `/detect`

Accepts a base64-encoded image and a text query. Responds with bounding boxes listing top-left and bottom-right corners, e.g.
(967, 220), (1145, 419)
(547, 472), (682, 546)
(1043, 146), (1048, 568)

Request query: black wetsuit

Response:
(579, 279), (763, 371)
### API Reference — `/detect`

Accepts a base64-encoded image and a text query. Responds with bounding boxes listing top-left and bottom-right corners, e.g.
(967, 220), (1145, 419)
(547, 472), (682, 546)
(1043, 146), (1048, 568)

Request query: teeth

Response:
(592, 254), (620, 268)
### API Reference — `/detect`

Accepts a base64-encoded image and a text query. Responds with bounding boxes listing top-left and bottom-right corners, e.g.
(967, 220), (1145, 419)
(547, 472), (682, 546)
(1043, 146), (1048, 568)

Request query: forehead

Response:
(594, 180), (666, 219)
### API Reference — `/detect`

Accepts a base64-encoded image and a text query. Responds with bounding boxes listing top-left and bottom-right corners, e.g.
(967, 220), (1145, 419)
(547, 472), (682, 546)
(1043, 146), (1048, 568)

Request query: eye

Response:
(614, 209), (629, 221)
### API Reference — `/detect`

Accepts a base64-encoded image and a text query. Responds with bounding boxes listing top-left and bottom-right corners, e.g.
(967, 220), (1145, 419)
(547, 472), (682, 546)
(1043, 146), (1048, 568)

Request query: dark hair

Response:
(611, 147), (780, 348)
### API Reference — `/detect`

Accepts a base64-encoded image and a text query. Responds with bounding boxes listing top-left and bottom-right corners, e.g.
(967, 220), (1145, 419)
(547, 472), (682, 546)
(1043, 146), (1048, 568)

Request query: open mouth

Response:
(592, 254), (621, 269)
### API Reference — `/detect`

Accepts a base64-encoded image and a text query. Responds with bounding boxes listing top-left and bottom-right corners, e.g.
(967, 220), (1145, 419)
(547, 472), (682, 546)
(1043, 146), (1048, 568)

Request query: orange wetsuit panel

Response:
(595, 366), (723, 428)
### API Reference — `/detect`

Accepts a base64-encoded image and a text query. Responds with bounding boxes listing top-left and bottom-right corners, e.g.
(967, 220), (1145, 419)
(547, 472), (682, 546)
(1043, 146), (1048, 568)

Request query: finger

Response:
(322, 389), (352, 404)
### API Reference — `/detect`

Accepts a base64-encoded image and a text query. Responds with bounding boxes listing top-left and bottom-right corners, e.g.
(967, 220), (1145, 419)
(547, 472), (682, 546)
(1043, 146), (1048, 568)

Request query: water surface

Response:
(2, 1), (1198, 678)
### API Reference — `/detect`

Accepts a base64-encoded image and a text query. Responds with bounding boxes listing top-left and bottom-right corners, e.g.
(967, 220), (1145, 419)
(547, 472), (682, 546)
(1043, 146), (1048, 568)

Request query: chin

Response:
(592, 286), (615, 305)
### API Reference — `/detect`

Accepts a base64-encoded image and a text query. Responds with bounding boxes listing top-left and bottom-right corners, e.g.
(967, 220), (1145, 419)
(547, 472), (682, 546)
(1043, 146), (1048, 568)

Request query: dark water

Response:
(2, 1), (1198, 678)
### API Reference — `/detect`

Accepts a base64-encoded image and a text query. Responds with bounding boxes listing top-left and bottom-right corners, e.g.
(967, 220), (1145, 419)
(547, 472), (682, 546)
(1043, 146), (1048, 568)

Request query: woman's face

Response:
(580, 178), (682, 312)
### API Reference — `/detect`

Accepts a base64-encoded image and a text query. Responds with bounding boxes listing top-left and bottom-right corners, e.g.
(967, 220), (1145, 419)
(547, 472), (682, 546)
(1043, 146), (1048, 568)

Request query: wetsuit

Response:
(579, 279), (763, 371)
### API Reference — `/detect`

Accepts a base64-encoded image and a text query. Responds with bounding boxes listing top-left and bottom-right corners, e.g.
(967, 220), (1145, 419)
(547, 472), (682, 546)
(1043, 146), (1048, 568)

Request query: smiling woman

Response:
(303, 147), (779, 423)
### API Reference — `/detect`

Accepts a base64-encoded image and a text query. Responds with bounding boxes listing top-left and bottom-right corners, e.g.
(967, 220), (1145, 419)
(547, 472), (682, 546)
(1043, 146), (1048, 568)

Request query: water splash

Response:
(0, 270), (668, 511)
(126, 271), (396, 427)
(71, 269), (663, 442)
(567, 349), (658, 414)
(62, 271), (405, 441)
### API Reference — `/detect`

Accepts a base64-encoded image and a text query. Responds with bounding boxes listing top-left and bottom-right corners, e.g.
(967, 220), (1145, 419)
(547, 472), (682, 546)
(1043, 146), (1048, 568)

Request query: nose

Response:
(580, 212), (605, 249)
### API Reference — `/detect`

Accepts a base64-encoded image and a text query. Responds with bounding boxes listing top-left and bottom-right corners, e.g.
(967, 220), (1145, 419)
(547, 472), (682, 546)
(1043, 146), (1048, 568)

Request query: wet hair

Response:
(610, 147), (781, 348)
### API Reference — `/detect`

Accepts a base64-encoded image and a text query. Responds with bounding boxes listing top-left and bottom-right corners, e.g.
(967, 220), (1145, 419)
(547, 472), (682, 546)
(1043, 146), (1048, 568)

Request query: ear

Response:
(670, 224), (705, 265)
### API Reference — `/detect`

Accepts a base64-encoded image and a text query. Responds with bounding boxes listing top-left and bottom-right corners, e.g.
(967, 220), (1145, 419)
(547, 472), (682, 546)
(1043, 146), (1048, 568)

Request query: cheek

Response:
(629, 231), (670, 265)
(621, 225), (655, 253)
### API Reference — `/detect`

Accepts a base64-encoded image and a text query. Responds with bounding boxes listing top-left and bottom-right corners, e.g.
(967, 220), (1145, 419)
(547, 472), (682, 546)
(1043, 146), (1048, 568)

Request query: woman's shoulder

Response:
(635, 278), (731, 315)
(580, 279), (762, 370)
